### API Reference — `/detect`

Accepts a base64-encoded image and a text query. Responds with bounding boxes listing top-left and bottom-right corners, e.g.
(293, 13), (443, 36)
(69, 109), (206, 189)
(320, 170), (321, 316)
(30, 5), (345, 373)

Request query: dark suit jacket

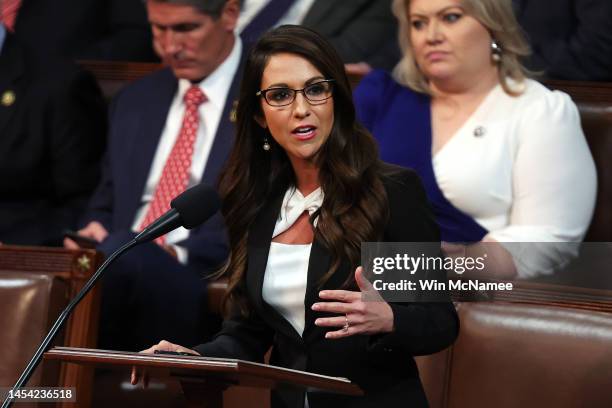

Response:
(13, 0), (157, 63)
(195, 166), (459, 408)
(513, 0), (612, 80)
(0, 34), (106, 245)
(302, 0), (400, 70)
(82, 59), (243, 270)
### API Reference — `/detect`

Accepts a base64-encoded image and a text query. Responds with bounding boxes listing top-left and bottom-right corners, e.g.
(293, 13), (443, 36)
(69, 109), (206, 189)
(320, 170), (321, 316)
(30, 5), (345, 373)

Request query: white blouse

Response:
(433, 79), (597, 278)
(262, 242), (311, 336)
(262, 187), (324, 336)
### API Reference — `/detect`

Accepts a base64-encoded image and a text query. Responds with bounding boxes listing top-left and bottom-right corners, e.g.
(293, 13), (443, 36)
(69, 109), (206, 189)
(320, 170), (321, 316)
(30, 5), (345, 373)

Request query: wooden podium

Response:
(44, 347), (363, 408)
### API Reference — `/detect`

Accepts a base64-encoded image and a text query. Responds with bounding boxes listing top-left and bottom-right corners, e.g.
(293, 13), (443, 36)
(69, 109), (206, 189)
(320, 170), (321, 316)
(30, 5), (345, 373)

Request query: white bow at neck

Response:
(272, 186), (324, 238)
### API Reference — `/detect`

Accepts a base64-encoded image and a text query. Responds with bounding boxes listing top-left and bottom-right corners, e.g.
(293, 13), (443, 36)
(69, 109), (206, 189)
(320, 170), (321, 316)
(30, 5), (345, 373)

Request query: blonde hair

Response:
(391, 0), (531, 95)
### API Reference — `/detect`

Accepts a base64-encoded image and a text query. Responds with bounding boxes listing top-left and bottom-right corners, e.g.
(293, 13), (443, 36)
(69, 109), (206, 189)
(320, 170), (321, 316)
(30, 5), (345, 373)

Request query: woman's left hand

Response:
(312, 266), (394, 339)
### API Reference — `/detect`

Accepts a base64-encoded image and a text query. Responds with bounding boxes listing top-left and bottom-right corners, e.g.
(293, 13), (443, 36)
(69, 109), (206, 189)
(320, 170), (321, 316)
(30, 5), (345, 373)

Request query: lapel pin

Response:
(229, 100), (238, 123)
(473, 126), (486, 137)
(1, 90), (16, 107)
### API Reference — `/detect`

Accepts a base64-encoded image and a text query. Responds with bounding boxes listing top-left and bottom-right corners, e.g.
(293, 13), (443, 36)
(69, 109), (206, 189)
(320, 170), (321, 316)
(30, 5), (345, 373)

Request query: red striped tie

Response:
(139, 85), (207, 245)
(1, 0), (22, 32)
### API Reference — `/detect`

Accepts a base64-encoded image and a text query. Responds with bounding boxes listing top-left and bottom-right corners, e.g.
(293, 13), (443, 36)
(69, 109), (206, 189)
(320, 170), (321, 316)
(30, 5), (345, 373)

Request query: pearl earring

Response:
(263, 137), (271, 151)
(491, 39), (502, 63)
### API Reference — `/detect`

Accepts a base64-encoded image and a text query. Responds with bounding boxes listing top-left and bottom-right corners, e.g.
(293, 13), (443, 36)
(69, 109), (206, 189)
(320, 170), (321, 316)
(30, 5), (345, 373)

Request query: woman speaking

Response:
(133, 25), (458, 408)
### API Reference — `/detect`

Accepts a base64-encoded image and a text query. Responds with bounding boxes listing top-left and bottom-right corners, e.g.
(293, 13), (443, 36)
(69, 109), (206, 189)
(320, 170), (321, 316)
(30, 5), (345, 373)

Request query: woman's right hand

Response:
(130, 340), (200, 386)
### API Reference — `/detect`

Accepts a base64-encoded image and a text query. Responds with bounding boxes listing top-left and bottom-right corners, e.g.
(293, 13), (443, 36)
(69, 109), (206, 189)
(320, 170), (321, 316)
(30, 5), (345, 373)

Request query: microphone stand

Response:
(1, 239), (138, 408)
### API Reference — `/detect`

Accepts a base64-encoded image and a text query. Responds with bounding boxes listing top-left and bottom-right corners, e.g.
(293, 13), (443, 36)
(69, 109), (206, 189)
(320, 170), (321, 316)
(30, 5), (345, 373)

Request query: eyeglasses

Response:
(256, 79), (335, 107)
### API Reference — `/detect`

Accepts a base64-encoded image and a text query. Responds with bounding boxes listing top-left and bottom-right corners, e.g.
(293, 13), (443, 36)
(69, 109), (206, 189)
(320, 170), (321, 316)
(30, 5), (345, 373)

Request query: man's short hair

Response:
(147, 0), (242, 18)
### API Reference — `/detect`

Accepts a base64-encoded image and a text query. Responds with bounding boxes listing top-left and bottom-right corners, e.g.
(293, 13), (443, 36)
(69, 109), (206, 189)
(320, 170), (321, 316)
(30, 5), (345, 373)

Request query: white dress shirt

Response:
(433, 79), (597, 277)
(131, 37), (243, 263)
(236, 0), (317, 34)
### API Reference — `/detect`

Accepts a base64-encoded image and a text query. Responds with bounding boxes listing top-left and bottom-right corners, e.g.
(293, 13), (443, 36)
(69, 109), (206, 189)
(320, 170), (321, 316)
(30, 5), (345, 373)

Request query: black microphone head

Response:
(171, 184), (221, 229)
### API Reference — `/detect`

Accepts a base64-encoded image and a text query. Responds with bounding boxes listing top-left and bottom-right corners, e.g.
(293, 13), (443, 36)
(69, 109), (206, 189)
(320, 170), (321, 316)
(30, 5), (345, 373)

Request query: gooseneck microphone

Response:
(1, 184), (220, 408)
(135, 183), (221, 243)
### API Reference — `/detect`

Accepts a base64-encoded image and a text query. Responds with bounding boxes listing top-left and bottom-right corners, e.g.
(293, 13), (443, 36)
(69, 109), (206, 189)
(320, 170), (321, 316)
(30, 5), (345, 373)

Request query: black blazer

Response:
(302, 0), (400, 70)
(0, 34), (106, 245)
(195, 166), (459, 408)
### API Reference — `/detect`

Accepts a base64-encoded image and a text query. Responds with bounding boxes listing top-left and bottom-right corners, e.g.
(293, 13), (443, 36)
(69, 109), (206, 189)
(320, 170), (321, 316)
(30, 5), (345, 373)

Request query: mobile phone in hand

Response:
(63, 229), (98, 249)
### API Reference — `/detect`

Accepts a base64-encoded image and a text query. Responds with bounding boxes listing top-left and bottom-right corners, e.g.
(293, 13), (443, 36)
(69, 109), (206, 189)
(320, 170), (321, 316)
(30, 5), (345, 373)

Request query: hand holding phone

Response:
(63, 229), (99, 249)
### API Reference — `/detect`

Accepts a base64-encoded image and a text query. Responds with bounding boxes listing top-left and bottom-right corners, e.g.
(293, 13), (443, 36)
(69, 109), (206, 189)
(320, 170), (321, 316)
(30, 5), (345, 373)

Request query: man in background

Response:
(0, 23), (106, 245)
(65, 0), (244, 351)
(238, 0), (399, 71)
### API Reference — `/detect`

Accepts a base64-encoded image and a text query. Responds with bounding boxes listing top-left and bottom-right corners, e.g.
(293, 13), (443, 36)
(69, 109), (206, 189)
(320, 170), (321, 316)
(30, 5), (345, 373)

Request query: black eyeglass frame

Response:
(255, 79), (336, 107)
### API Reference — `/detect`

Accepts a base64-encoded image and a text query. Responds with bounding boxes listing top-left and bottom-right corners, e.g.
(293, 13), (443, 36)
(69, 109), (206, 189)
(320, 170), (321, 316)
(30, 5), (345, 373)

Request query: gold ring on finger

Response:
(343, 315), (350, 332)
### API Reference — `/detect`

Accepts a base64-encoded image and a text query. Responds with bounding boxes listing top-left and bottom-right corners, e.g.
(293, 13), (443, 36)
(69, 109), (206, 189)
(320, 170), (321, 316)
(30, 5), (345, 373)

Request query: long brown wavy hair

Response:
(217, 25), (389, 316)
